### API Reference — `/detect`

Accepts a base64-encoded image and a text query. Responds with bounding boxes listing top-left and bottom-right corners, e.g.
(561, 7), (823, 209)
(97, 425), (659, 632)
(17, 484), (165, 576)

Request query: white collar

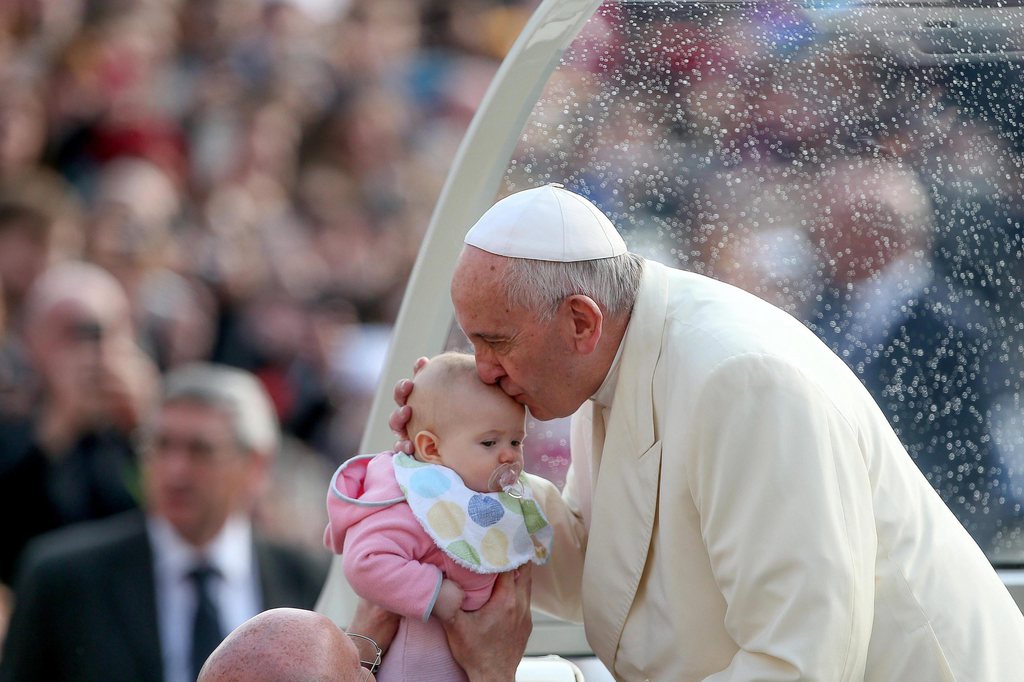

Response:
(591, 330), (626, 409)
(147, 514), (254, 581)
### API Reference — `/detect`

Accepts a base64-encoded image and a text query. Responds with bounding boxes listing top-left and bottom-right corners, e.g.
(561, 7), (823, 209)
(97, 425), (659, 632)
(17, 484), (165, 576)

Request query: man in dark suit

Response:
(0, 261), (157, 586)
(807, 157), (1017, 548)
(0, 363), (328, 682)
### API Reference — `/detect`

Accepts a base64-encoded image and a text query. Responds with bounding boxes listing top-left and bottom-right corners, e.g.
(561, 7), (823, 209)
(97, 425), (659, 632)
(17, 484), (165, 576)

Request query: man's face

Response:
(451, 248), (588, 421)
(143, 400), (262, 545)
(32, 294), (137, 421)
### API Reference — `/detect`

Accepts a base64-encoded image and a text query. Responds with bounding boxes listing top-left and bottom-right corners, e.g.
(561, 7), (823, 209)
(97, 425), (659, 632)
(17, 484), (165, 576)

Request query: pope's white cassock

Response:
(527, 256), (1024, 680)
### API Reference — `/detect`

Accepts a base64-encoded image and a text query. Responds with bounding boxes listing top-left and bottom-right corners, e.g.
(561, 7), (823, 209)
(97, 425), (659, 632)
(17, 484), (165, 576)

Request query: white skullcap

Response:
(464, 184), (627, 262)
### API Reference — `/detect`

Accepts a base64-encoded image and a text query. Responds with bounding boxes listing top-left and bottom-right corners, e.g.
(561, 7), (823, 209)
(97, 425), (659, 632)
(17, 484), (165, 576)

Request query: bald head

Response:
(24, 261), (129, 330)
(817, 158), (933, 285)
(198, 609), (367, 682)
(22, 260), (136, 378)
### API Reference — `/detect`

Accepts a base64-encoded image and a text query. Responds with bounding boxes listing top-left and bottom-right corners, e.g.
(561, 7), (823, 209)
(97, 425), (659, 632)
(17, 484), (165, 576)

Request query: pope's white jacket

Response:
(530, 260), (1024, 681)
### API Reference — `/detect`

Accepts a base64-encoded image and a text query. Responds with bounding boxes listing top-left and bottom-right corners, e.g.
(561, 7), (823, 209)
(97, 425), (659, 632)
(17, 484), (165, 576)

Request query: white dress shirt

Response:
(148, 515), (262, 682)
(575, 334), (623, 526)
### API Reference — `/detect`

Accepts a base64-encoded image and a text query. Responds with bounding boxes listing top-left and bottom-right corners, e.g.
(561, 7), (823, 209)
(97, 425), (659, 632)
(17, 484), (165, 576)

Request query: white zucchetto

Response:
(464, 184), (628, 262)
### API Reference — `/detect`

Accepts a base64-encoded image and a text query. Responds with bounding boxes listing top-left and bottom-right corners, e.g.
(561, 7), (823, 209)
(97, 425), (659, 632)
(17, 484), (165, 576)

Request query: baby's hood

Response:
(323, 452), (405, 553)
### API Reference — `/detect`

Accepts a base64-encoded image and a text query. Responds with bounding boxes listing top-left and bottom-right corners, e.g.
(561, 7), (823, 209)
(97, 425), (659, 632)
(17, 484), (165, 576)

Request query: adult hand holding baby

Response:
(443, 565), (534, 682)
(389, 356), (429, 454)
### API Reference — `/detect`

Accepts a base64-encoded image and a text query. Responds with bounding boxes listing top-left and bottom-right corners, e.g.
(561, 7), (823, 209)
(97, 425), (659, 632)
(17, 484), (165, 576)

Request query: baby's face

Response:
(437, 386), (526, 493)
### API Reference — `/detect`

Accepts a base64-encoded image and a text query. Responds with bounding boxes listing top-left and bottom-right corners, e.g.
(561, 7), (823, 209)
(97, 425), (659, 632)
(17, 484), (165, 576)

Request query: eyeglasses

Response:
(347, 632), (382, 675)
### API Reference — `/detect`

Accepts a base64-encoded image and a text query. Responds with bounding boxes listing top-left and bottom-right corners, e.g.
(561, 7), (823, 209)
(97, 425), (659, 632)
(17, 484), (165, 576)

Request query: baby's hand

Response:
(433, 578), (465, 624)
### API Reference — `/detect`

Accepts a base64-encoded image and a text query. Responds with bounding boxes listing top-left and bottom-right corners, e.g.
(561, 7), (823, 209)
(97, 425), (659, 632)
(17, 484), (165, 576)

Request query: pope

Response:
(386, 184), (1024, 681)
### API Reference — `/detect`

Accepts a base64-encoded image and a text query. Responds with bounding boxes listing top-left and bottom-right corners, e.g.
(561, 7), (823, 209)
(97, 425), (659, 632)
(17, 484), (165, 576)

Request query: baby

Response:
(324, 352), (553, 682)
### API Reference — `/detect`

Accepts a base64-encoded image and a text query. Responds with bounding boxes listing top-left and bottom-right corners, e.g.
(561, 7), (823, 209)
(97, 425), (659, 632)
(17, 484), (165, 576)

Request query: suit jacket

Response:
(531, 260), (1024, 681)
(0, 416), (139, 584)
(0, 511), (328, 682)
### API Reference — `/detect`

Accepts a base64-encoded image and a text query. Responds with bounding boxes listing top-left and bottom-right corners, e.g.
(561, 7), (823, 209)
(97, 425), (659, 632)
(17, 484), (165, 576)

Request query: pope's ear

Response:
(564, 295), (603, 355)
(414, 431), (442, 463)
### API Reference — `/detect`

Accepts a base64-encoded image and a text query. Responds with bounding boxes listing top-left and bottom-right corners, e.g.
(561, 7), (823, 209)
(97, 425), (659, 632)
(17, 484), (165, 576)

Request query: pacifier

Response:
(488, 462), (525, 498)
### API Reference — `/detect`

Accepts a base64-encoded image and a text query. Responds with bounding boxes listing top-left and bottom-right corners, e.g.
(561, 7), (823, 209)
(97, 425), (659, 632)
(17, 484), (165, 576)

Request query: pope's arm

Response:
(527, 411), (591, 624)
(693, 355), (875, 680)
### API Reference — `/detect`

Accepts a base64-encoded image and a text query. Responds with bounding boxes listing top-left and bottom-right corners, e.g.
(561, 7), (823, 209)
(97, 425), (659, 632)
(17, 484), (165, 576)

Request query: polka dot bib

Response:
(392, 453), (553, 574)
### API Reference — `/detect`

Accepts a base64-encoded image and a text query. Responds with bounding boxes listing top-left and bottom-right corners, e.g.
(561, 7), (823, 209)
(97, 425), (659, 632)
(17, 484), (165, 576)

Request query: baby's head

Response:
(407, 352), (526, 493)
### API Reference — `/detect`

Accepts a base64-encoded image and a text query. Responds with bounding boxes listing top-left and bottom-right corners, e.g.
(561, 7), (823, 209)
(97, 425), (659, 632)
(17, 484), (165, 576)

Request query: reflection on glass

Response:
(481, 1), (1022, 562)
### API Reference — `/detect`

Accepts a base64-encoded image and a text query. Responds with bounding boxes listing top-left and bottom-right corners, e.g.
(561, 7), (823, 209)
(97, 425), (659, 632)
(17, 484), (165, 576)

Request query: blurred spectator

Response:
(689, 165), (821, 319)
(136, 268), (219, 372)
(496, 4), (1024, 558)
(0, 170), (82, 315)
(0, 0), (536, 461)
(85, 157), (181, 300)
(0, 260), (157, 585)
(0, 169), (83, 416)
(0, 76), (49, 181)
(0, 4), (549, 657)
(0, 362), (328, 682)
(81, 157), (220, 370)
(808, 157), (1013, 542)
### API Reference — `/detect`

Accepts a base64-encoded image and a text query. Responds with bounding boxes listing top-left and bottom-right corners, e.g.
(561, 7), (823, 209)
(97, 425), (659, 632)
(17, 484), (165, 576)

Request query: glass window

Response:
(445, 0), (1023, 563)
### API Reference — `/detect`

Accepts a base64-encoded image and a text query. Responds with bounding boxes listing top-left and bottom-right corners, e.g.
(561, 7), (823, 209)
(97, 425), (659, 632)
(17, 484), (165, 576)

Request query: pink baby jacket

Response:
(324, 451), (496, 621)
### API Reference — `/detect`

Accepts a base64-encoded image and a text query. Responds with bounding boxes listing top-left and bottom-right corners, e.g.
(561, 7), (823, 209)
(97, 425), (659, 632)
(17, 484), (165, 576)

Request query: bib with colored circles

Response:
(392, 453), (553, 574)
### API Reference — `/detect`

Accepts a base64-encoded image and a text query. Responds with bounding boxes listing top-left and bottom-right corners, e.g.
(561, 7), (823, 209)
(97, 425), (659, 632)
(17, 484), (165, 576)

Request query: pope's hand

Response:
(389, 356), (429, 454)
(442, 565), (533, 682)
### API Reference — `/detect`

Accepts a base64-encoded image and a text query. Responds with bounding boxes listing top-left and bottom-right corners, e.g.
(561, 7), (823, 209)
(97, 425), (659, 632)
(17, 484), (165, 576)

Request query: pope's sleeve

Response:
(529, 409), (591, 624)
(341, 507), (444, 623)
(692, 355), (875, 681)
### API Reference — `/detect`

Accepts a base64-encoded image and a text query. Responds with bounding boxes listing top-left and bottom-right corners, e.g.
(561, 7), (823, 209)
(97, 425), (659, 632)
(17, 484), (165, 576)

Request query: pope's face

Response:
(451, 247), (590, 421)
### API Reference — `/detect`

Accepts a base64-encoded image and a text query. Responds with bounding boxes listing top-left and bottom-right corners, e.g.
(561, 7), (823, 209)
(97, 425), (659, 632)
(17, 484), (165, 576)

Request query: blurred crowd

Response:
(501, 3), (1024, 554)
(0, 0), (537, 643)
(1, 0), (1023, 654)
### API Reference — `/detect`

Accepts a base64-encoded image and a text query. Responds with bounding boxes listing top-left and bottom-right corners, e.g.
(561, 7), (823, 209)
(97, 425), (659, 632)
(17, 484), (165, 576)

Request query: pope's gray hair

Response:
(501, 253), (645, 320)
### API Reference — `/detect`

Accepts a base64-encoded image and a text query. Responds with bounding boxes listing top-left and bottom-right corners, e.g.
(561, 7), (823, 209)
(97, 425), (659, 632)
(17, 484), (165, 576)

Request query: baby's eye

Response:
(481, 440), (496, 447)
(511, 440), (522, 447)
